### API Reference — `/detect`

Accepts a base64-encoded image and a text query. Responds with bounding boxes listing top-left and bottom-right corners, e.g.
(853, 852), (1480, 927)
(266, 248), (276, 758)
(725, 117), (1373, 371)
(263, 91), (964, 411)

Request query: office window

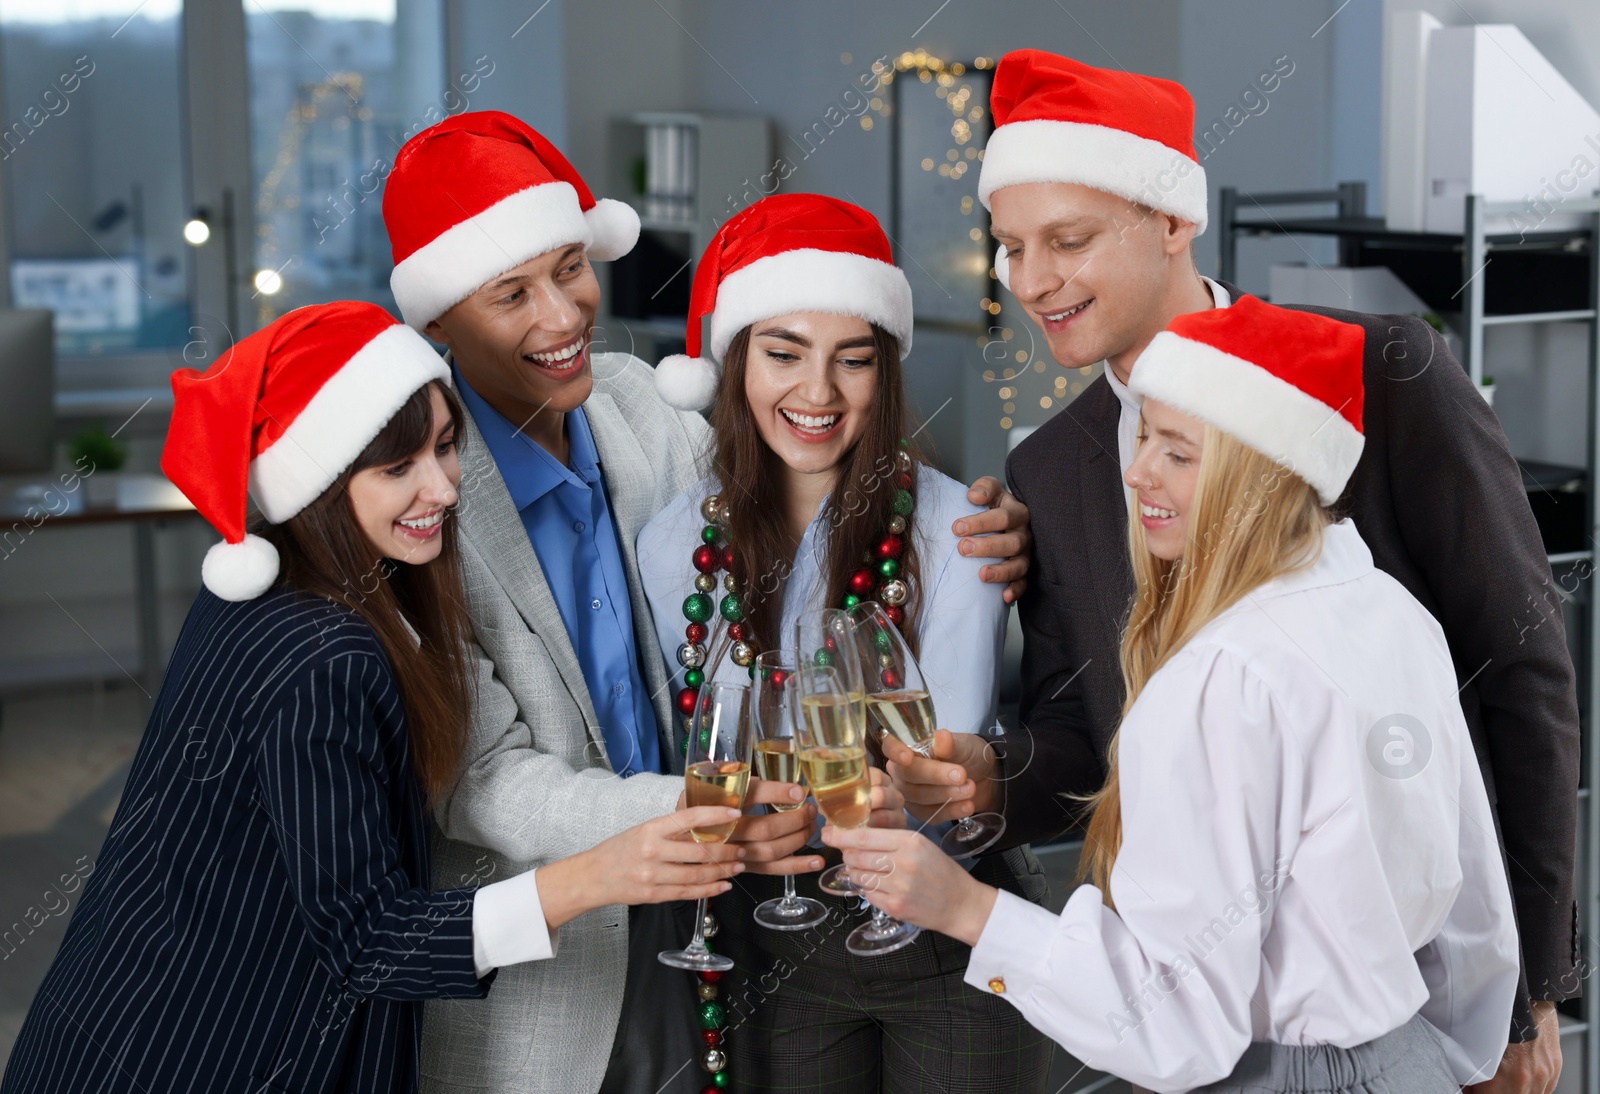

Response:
(0, 0), (191, 358)
(244, 0), (444, 324)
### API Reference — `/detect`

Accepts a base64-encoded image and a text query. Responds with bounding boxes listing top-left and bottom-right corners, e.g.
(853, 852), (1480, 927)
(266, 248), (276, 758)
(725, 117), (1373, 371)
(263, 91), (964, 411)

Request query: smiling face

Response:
(423, 243), (599, 431)
(1124, 398), (1204, 561)
(989, 182), (1200, 379)
(742, 312), (880, 480)
(347, 385), (461, 565)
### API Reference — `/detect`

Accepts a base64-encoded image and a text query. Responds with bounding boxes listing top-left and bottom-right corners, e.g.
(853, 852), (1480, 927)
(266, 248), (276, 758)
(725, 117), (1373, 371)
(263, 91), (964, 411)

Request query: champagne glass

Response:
(750, 651), (829, 932)
(658, 680), (752, 971)
(792, 608), (867, 896)
(850, 601), (1007, 858)
(792, 662), (920, 957)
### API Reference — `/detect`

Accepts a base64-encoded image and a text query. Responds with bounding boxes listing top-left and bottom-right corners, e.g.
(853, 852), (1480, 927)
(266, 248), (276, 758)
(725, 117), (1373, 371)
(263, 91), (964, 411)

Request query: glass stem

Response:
(685, 896), (710, 952)
(780, 873), (799, 906)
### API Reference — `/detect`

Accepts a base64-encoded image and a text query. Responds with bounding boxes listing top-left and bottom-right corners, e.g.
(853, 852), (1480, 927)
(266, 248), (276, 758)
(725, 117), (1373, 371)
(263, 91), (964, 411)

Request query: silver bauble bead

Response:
(731, 641), (756, 668)
(881, 579), (909, 606)
(723, 573), (738, 592)
(700, 494), (722, 523)
(701, 910), (720, 938)
(694, 573), (716, 593)
(895, 449), (914, 472)
(701, 1047), (727, 1073)
(677, 642), (707, 668)
(697, 981), (720, 1001)
(887, 514), (907, 535)
(878, 652), (894, 668)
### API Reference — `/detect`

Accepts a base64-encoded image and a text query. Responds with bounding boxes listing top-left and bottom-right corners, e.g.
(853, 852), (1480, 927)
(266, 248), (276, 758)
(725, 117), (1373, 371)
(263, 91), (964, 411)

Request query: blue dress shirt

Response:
(454, 369), (662, 778)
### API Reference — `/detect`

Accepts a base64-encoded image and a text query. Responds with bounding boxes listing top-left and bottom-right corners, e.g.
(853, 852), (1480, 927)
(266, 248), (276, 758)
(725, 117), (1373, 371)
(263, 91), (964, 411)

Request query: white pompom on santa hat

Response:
(383, 110), (640, 330)
(161, 301), (450, 601)
(654, 193), (913, 412)
(1128, 295), (1367, 506)
(978, 49), (1209, 292)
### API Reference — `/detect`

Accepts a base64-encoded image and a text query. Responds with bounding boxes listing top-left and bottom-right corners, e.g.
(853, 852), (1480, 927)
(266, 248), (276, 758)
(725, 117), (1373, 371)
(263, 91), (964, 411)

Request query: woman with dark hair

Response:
(1, 302), (747, 1094)
(637, 195), (1054, 1093)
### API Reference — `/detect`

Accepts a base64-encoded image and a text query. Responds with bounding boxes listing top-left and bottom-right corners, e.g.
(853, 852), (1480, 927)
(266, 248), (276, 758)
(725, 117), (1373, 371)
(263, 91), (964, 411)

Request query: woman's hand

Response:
(727, 778), (825, 875)
(820, 825), (999, 947)
(957, 476), (1033, 603)
(868, 766), (908, 828)
(882, 729), (999, 824)
(537, 806), (746, 930)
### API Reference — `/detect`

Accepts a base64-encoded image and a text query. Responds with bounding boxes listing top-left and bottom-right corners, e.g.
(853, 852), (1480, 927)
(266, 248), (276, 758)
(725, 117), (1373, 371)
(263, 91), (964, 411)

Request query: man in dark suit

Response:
(886, 49), (1578, 1094)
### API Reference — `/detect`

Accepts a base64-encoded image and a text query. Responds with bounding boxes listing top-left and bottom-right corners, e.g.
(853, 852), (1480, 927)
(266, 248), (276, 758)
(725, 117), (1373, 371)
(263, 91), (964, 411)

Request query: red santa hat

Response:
(383, 111), (640, 329)
(161, 301), (450, 601)
(1128, 295), (1365, 506)
(980, 49), (1208, 290)
(654, 193), (913, 411)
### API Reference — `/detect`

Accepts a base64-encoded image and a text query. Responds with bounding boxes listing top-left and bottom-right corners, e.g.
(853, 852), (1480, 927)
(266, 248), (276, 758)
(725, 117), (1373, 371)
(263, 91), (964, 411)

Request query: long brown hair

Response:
(257, 379), (473, 807)
(709, 322), (925, 656)
(1078, 425), (1327, 904)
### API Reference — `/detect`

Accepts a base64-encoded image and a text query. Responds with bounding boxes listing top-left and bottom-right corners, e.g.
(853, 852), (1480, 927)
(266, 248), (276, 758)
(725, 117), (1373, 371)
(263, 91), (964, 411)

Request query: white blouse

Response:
(636, 464), (1008, 741)
(963, 521), (1518, 1091)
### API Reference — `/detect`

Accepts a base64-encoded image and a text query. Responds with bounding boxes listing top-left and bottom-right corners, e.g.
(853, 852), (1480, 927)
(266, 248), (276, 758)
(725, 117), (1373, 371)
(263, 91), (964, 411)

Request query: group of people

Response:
(1, 48), (1579, 1094)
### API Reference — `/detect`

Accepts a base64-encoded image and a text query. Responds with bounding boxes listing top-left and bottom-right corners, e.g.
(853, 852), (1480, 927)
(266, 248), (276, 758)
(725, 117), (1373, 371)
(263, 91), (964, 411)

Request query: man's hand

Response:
(1466, 1000), (1562, 1094)
(821, 824), (998, 946)
(882, 729), (999, 824)
(959, 476), (1032, 603)
(727, 778), (824, 875)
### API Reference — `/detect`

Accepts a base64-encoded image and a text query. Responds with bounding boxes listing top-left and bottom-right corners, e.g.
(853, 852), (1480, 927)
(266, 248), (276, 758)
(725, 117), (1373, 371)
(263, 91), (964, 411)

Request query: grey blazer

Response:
(420, 353), (710, 1094)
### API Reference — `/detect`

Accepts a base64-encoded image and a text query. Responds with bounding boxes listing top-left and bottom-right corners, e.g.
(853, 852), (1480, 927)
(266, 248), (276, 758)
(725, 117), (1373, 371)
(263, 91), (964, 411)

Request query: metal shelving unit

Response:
(1222, 184), (1600, 1092)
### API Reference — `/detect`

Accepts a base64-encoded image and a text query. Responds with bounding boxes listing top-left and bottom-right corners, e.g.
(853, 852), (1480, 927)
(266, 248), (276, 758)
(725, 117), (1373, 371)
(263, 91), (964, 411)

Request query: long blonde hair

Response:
(1077, 423), (1329, 903)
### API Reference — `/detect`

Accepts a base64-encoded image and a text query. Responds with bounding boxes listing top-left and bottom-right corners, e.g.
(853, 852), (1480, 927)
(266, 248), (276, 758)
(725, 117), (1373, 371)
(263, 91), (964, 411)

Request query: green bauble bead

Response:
(892, 489), (915, 517)
(713, 1072), (730, 1089)
(872, 629), (893, 652)
(842, 593), (861, 610)
(813, 648), (835, 668)
(683, 593), (714, 624)
(679, 732), (690, 757)
(719, 593), (744, 623)
(701, 524), (719, 545)
(684, 667), (705, 689)
(699, 1002), (727, 1030)
(699, 727), (713, 750)
(878, 558), (900, 579)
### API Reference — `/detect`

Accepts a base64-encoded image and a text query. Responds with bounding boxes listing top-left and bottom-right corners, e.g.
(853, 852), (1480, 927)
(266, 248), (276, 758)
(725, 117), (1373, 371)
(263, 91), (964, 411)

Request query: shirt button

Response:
(987, 977), (1006, 994)
(612, 682), (626, 696)
(590, 598), (602, 610)
(573, 520), (585, 532)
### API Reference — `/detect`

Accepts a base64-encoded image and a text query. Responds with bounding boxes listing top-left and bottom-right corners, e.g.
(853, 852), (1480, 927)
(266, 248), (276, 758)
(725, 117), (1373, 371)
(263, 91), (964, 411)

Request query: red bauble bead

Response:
(885, 605), (905, 626)
(848, 568), (877, 596)
(875, 534), (905, 560)
(727, 623), (748, 643)
(701, 1087), (719, 1094)
(769, 668), (788, 689)
(881, 668), (902, 690)
(722, 545), (736, 569)
(676, 687), (699, 716)
(897, 472), (913, 490)
(686, 622), (709, 645)
(702, 1029), (722, 1045)
(692, 544), (720, 574)
(698, 969), (724, 983)
(822, 635), (839, 653)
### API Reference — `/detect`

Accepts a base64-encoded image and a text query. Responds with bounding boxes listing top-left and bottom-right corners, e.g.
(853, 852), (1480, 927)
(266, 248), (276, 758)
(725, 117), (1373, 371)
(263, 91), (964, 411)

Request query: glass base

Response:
(941, 812), (1006, 859)
(846, 915), (920, 956)
(754, 894), (830, 932)
(817, 863), (859, 896)
(658, 946), (735, 972)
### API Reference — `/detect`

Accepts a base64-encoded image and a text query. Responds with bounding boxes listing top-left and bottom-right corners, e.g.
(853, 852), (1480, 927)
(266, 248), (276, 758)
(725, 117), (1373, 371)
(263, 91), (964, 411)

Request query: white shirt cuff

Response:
(471, 867), (559, 978)
(963, 886), (1069, 999)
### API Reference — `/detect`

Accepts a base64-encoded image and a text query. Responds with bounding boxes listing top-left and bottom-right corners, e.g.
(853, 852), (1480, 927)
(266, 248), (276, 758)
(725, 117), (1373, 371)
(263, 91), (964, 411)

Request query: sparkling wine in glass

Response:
(659, 681), (752, 971)
(849, 600), (1007, 858)
(750, 651), (829, 932)
(791, 662), (920, 957)
(792, 608), (868, 896)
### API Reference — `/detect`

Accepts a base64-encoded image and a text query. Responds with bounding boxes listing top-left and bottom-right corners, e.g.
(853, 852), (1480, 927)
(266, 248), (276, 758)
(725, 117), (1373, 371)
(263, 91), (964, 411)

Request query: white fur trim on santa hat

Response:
(202, 533), (280, 601)
(978, 119), (1209, 234)
(390, 182), (639, 329)
(248, 324), (450, 523)
(654, 353), (721, 412)
(1129, 331), (1364, 506)
(994, 243), (1012, 292)
(707, 249), (913, 363)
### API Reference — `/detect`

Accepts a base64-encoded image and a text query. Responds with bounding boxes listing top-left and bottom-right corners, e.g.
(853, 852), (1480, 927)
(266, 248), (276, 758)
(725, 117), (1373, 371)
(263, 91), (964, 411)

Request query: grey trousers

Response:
(1189, 1012), (1457, 1093)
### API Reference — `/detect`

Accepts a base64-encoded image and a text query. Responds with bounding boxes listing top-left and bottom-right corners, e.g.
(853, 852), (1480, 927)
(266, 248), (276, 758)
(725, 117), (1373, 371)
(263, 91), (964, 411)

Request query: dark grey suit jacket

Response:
(1000, 295), (1581, 1041)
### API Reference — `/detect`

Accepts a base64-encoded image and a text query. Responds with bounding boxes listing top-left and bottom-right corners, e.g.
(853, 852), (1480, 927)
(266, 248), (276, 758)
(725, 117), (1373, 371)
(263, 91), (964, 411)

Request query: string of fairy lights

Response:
(844, 49), (1094, 434)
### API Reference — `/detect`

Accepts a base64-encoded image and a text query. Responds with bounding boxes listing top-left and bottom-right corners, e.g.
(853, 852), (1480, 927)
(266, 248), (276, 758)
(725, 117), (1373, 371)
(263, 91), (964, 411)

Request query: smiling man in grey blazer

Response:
(379, 112), (1033, 1094)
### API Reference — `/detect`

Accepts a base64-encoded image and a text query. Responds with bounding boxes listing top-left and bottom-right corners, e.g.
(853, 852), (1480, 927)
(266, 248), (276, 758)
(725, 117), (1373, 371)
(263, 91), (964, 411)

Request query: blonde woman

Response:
(825, 297), (1519, 1093)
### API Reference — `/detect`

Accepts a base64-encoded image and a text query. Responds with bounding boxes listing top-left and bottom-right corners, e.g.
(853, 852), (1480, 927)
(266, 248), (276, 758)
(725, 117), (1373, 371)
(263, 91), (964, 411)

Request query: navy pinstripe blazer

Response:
(2, 586), (490, 1094)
